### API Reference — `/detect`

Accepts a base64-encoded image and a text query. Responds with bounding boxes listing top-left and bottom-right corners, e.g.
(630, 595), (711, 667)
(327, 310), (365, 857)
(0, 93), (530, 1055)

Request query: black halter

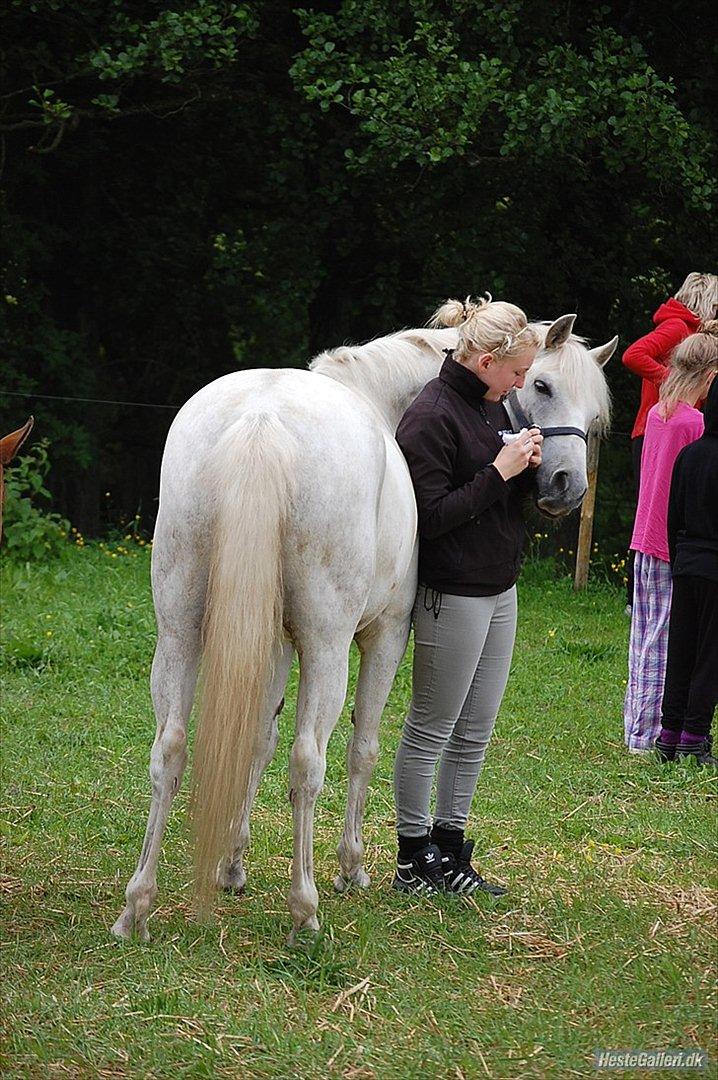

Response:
(506, 389), (588, 443)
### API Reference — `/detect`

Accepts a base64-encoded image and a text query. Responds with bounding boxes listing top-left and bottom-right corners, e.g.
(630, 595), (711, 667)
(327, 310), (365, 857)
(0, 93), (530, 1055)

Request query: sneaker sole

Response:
(392, 876), (441, 896)
(444, 884), (508, 898)
(444, 869), (508, 898)
(676, 753), (718, 767)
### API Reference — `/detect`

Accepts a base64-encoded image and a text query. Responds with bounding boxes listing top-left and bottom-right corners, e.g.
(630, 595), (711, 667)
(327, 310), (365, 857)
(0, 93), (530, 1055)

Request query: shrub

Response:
(2, 440), (70, 559)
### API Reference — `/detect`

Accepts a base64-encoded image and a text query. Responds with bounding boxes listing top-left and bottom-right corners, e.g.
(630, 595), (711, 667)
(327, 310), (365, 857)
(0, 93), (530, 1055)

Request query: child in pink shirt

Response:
(624, 332), (714, 751)
(630, 403), (704, 562)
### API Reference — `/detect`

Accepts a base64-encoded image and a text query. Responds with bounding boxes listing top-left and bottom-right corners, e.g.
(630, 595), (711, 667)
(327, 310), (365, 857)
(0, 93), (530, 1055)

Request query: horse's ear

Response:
(0, 416), (34, 466)
(588, 336), (618, 369)
(544, 314), (577, 350)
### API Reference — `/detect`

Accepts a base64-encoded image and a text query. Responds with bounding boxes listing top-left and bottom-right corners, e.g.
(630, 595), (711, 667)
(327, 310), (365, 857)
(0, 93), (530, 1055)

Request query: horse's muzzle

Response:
(534, 465), (587, 517)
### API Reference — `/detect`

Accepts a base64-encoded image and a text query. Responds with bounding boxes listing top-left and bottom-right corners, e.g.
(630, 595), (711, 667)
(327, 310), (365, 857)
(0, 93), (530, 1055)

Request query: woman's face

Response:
(467, 347), (538, 402)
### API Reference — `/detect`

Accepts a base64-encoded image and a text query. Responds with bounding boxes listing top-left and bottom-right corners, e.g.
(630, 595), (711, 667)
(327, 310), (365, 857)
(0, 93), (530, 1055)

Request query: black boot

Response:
(392, 843), (445, 895)
(654, 736), (678, 763)
(441, 840), (508, 897)
(676, 739), (718, 767)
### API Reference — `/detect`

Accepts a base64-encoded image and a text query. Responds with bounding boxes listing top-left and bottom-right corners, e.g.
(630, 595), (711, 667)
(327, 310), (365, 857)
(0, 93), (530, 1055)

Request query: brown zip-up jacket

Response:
(396, 353), (532, 596)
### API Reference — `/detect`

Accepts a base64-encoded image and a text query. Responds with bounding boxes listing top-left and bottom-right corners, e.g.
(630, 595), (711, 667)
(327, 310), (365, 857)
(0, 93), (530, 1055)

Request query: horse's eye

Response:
(534, 379), (551, 396)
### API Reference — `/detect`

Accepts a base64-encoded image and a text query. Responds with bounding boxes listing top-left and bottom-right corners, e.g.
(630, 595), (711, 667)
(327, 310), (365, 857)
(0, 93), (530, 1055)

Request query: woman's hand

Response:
(493, 428), (539, 480)
(493, 428), (534, 480)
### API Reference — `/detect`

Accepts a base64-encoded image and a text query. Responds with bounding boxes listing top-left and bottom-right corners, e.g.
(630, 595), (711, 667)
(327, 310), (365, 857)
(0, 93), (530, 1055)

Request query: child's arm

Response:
(667, 453), (687, 566)
(622, 320), (690, 386)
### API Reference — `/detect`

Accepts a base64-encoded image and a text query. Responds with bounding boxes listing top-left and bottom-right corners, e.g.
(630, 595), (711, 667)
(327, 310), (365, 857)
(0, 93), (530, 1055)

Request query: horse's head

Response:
(509, 316), (616, 517)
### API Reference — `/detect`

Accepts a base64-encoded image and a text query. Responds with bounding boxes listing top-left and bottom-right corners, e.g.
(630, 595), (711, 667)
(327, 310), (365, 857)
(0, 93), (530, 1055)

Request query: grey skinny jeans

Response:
(394, 584), (517, 837)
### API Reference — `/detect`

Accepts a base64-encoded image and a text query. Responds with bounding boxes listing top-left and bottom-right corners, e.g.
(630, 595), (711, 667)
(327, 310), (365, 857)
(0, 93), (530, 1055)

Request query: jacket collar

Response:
(438, 350), (490, 408)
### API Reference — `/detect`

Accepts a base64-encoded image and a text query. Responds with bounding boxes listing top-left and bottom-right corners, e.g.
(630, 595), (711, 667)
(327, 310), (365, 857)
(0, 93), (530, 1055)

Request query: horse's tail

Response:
(191, 411), (295, 915)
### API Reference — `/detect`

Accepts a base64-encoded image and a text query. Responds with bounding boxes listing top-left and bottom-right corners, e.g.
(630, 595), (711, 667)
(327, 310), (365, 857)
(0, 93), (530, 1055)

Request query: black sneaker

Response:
(676, 739), (718, 767)
(441, 840), (507, 897)
(392, 843), (445, 895)
(654, 736), (678, 762)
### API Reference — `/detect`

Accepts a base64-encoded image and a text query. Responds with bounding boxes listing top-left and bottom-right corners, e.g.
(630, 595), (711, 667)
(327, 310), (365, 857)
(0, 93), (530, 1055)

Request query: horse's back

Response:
(158, 369), (365, 497)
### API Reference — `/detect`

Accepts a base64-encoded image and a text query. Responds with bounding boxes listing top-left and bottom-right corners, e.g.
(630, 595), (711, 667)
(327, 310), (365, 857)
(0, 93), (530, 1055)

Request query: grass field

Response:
(1, 544), (716, 1078)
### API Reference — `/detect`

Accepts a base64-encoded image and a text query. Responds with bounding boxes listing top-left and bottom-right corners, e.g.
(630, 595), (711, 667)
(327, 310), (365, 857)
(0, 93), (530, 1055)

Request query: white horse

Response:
(111, 314), (615, 942)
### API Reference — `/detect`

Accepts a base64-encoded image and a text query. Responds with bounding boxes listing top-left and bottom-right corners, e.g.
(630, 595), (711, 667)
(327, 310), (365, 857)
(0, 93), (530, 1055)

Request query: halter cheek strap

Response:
(506, 389), (588, 442)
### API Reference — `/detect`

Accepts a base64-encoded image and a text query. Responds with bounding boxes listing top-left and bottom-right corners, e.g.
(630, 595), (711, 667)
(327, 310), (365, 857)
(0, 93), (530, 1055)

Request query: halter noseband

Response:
(506, 389), (588, 443)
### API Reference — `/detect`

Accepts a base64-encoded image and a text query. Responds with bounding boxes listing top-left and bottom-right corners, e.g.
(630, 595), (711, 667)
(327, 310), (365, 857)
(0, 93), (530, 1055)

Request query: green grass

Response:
(1, 546), (716, 1079)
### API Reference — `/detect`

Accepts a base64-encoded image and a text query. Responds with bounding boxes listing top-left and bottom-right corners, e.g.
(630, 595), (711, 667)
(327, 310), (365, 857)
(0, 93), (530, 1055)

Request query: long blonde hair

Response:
(429, 294), (540, 363)
(659, 321), (718, 420)
(674, 273), (718, 322)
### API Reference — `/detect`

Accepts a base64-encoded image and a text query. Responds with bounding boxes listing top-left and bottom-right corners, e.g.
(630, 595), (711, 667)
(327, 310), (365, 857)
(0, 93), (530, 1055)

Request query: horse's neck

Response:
(357, 359), (440, 432)
(313, 329), (454, 432)
(379, 378), (430, 432)
(322, 377), (408, 434)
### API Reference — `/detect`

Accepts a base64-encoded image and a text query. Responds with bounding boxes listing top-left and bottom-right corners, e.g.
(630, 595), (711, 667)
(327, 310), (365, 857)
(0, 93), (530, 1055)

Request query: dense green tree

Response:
(1, 1), (715, 543)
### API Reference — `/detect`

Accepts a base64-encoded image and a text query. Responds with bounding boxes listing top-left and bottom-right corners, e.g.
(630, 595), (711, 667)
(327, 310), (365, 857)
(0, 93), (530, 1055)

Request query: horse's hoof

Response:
(287, 919), (320, 947)
(222, 882), (246, 897)
(111, 909), (136, 941)
(352, 868), (371, 890)
(286, 928), (319, 947)
(334, 868), (370, 893)
(111, 908), (151, 942)
(218, 866), (247, 894)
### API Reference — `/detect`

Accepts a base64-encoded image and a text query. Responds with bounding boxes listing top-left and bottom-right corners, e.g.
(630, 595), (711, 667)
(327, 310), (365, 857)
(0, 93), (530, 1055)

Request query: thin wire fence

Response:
(1, 387), (638, 568)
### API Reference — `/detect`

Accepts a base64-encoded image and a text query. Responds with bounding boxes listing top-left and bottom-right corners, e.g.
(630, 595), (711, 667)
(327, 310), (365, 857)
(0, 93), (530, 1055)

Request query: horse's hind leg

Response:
(219, 641), (294, 893)
(287, 641), (351, 941)
(335, 615), (410, 893)
(112, 553), (204, 941)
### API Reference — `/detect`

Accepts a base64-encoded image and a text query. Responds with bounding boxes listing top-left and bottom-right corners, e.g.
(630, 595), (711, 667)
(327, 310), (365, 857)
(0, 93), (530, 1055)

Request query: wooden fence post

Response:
(574, 427), (601, 591)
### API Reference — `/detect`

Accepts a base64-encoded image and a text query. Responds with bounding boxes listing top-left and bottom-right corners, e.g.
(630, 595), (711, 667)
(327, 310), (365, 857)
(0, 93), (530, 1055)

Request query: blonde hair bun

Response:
(429, 294), (540, 362)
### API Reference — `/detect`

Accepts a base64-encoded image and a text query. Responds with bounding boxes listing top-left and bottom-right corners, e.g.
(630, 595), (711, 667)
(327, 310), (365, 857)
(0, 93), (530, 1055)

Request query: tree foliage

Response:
(293, 5), (714, 210)
(1, 1), (716, 540)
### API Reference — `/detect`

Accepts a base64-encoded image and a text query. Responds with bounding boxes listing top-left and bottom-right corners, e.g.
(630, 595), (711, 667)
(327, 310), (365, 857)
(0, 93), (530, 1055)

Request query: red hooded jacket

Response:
(622, 298), (701, 438)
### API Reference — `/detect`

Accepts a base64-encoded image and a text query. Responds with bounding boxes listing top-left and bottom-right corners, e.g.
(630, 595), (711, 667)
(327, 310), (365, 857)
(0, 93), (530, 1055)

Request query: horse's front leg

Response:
(287, 642), (350, 942)
(219, 642), (294, 893)
(335, 615), (411, 893)
(112, 620), (201, 942)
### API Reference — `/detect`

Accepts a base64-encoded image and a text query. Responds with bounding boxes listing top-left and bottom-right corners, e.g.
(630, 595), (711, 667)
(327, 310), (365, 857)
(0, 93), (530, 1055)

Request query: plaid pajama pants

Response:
(624, 551), (673, 751)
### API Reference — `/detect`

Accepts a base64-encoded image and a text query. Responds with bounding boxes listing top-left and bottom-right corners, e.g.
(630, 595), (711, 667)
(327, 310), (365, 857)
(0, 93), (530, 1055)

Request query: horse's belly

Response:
(358, 439), (418, 628)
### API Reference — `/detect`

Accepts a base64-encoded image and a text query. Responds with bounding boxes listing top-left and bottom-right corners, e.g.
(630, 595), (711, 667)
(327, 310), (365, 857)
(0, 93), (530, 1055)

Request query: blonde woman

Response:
(624, 324), (718, 753)
(393, 295), (542, 895)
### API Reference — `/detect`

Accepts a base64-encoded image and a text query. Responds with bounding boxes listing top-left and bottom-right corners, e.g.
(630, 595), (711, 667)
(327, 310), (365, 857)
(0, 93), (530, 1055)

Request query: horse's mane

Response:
(532, 324), (612, 435)
(309, 327), (454, 406)
(310, 322), (612, 435)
